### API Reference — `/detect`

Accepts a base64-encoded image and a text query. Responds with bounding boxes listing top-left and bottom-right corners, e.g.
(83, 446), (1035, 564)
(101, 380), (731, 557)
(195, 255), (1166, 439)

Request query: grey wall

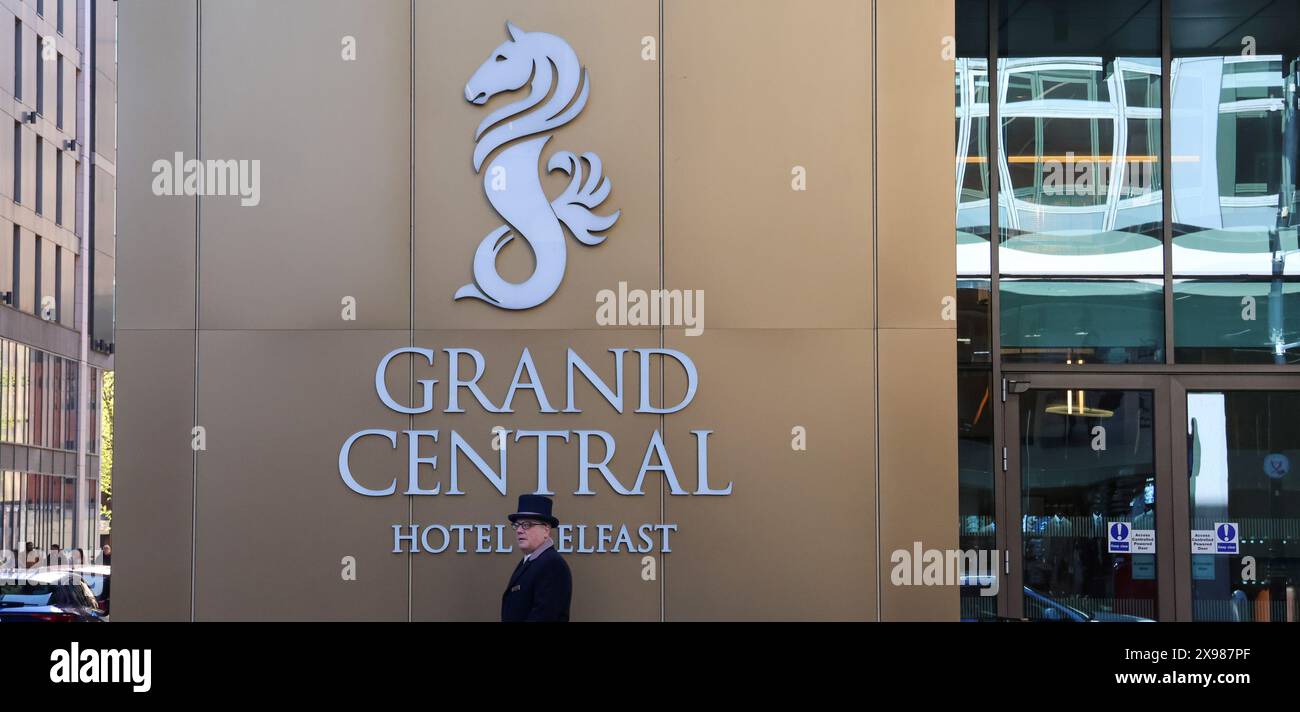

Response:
(114, 0), (956, 621)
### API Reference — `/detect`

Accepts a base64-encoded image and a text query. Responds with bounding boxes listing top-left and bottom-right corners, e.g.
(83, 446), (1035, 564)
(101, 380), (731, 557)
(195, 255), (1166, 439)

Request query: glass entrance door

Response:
(1172, 377), (1300, 622)
(1003, 374), (1173, 620)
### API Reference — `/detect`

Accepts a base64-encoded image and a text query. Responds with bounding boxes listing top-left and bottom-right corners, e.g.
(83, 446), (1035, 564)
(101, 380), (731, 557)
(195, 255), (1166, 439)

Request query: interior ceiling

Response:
(960, 0), (1300, 59)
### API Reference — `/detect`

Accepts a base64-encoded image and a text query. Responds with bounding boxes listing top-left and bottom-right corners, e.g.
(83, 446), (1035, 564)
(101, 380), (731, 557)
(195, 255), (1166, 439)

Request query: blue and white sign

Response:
(1214, 522), (1239, 554)
(1107, 522), (1131, 553)
(1263, 453), (1290, 480)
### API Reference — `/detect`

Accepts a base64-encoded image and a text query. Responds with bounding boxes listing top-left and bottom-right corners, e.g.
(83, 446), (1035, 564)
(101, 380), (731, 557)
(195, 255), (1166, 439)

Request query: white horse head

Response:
(463, 21), (533, 106)
(464, 21), (590, 172)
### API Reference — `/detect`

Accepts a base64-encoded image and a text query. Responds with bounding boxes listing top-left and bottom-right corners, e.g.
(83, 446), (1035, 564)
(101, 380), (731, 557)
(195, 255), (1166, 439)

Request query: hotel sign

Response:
(338, 346), (729, 555)
(337, 25), (720, 556)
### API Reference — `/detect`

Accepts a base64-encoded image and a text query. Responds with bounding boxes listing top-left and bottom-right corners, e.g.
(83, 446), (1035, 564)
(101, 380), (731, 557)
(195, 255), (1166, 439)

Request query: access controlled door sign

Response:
(1106, 522), (1154, 554)
(1191, 522), (1240, 555)
(1130, 529), (1155, 554)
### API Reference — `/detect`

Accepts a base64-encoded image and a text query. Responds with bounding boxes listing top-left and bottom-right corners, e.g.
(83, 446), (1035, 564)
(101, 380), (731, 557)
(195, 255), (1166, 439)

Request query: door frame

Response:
(999, 372), (1175, 621)
(1168, 374), (1300, 621)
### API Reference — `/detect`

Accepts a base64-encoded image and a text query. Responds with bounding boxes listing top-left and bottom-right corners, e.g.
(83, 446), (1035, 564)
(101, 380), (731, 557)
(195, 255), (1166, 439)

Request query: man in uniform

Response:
(501, 494), (572, 622)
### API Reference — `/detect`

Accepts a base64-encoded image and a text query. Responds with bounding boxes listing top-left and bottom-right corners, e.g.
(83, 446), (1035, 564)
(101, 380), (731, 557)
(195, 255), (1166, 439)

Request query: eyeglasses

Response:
(509, 520), (548, 531)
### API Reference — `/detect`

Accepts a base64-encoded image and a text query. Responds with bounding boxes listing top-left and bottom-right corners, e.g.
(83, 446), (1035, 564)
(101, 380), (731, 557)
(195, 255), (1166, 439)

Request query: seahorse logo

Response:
(457, 22), (620, 310)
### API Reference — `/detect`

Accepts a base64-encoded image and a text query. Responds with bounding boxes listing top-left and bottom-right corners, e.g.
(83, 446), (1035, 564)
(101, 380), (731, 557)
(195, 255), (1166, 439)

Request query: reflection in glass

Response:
(85, 471), (96, 555)
(0, 467), (99, 558)
(1001, 279), (1164, 363)
(0, 338), (83, 452)
(997, 0), (1162, 277)
(958, 370), (997, 619)
(1175, 279), (1300, 364)
(956, 0), (991, 281)
(998, 56), (1163, 276)
(957, 58), (991, 277)
(1, 471), (14, 553)
(1188, 390), (1300, 622)
(956, 0), (995, 622)
(957, 278), (991, 365)
(1171, 56), (1300, 275)
(1021, 388), (1157, 620)
(1172, 0), (1300, 276)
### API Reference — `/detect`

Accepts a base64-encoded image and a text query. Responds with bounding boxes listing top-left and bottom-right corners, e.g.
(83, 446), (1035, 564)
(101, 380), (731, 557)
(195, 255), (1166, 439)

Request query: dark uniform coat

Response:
(501, 545), (572, 622)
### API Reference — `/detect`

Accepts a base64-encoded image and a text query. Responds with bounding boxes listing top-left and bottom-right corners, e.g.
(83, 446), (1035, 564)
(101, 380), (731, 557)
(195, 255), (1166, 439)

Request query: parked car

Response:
(53, 565), (111, 617)
(1024, 585), (1154, 622)
(959, 576), (1155, 622)
(0, 569), (107, 622)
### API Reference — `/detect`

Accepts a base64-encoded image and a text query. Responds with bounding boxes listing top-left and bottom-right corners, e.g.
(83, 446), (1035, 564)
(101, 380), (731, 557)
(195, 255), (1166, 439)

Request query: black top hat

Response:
(508, 494), (559, 528)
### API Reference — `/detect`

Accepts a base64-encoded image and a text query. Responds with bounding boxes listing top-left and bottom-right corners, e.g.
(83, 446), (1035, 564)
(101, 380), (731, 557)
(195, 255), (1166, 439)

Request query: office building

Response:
(0, 0), (115, 563)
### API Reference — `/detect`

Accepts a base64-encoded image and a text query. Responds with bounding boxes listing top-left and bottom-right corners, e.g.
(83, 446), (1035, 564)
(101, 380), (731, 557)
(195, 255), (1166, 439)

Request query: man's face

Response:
(515, 519), (550, 553)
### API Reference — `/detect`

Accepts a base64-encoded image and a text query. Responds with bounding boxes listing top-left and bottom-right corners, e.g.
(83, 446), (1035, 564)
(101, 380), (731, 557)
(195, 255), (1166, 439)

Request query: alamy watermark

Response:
(50, 643), (152, 693)
(0, 547), (105, 580)
(596, 282), (704, 336)
(1041, 151), (1155, 197)
(151, 152), (261, 206)
(890, 542), (1001, 597)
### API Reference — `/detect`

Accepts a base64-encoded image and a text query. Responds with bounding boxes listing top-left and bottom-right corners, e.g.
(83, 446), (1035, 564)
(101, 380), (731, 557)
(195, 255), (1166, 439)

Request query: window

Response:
(56, 57), (63, 129)
(0, 343), (7, 444)
(14, 344), (26, 444)
(13, 20), (21, 102)
(29, 348), (44, 453)
(1174, 280), (1300, 364)
(63, 359), (76, 450)
(1173, 44), (1285, 223)
(37, 0), (44, 18)
(57, 0), (64, 35)
(10, 227), (19, 311)
(996, 0), (1164, 364)
(1001, 279), (1164, 364)
(32, 238), (41, 319)
(35, 36), (43, 115)
(1169, 0), (1300, 360)
(13, 122), (21, 204)
(51, 352), (60, 450)
(53, 246), (61, 324)
(55, 149), (63, 225)
(34, 137), (43, 215)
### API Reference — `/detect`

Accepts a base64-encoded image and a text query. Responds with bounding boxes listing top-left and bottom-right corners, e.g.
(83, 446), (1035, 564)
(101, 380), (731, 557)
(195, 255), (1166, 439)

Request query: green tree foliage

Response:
(100, 371), (113, 525)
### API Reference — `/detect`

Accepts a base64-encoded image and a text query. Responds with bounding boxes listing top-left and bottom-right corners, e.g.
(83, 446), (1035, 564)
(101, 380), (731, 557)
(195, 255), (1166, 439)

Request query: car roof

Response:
(0, 569), (86, 585)
(57, 565), (110, 575)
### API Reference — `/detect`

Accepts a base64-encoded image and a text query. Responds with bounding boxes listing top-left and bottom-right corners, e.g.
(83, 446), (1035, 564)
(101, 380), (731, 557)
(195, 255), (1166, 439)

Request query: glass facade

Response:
(0, 471), (93, 558)
(956, 0), (995, 620)
(958, 0), (1300, 621)
(1171, 2), (1300, 279)
(0, 336), (96, 452)
(997, 0), (1164, 364)
(1001, 278), (1164, 363)
(0, 336), (101, 561)
(1174, 279), (1300, 363)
